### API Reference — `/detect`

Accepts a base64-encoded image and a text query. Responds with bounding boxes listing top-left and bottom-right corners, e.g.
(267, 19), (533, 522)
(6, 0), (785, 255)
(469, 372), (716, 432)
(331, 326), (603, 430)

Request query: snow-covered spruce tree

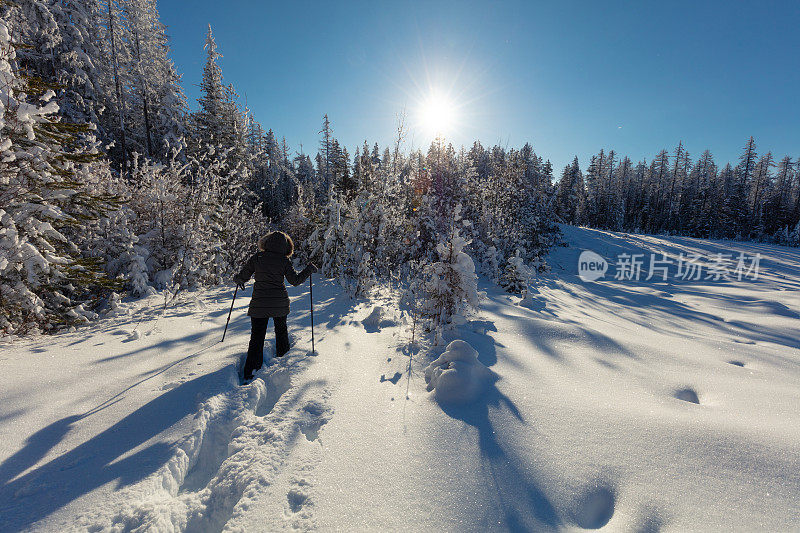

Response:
(122, 0), (186, 160)
(789, 220), (800, 247)
(356, 251), (377, 295)
(462, 141), (559, 276)
(339, 242), (376, 299)
(378, 153), (414, 274)
(9, 0), (187, 168)
(309, 196), (346, 278)
(66, 155), (154, 296)
(336, 191), (386, 298)
(554, 156), (584, 224)
(122, 142), (261, 295)
(500, 249), (531, 295)
(283, 180), (316, 263)
(189, 25), (248, 172)
(479, 244), (500, 283)
(419, 205), (479, 342)
(348, 190), (386, 275)
(515, 191), (560, 272)
(8, 0), (108, 129)
(0, 19), (121, 333)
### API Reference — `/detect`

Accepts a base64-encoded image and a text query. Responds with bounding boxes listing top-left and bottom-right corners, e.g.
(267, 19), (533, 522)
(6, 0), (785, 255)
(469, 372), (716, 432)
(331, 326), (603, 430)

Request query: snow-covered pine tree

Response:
(310, 197), (346, 278)
(727, 137), (758, 237)
(69, 156), (153, 296)
(611, 156), (630, 231)
(582, 152), (602, 227)
(354, 251), (376, 296)
(419, 205), (479, 341)
(789, 220), (800, 247)
(318, 114), (333, 198)
(555, 156), (584, 224)
(119, 140), (262, 296)
(0, 19), (121, 333)
(8, 0), (107, 129)
(190, 25), (245, 164)
(122, 0), (186, 160)
(748, 152), (774, 238)
(283, 179), (316, 262)
(766, 156), (795, 235)
(95, 0), (133, 170)
(500, 249), (531, 295)
(480, 245), (500, 283)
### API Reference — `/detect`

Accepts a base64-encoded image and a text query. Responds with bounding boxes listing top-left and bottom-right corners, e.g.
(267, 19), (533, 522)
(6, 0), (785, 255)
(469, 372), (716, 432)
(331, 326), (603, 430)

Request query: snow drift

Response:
(424, 340), (497, 404)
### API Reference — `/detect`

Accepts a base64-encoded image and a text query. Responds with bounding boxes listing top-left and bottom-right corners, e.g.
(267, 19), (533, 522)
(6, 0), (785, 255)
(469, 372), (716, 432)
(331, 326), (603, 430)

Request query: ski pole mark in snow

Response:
(379, 371), (402, 384)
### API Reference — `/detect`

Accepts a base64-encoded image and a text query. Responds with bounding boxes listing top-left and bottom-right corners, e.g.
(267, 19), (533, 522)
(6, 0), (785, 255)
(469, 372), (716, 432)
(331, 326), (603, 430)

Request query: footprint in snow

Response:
(571, 484), (616, 529)
(160, 380), (181, 391)
(299, 399), (332, 442)
(633, 509), (665, 533)
(673, 387), (700, 404)
(287, 487), (309, 513)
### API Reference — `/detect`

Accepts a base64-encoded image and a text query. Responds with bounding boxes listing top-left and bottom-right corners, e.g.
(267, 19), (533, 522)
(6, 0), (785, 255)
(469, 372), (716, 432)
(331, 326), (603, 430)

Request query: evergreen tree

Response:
(123, 0), (186, 159)
(500, 249), (531, 295)
(419, 206), (479, 342)
(0, 19), (120, 333)
(555, 157), (584, 224)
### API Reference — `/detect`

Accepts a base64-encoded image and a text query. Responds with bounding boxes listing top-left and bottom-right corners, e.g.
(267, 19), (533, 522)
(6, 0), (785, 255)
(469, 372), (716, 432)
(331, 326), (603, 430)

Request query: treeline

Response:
(555, 139), (800, 243)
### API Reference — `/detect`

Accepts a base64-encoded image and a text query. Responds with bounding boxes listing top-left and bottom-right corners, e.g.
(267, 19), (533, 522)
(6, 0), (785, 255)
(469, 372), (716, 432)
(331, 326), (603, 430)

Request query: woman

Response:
(234, 231), (316, 380)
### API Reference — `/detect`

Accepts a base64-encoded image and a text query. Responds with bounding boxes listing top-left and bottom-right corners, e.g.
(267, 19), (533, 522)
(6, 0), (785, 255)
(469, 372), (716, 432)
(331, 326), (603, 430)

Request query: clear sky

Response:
(159, 0), (800, 173)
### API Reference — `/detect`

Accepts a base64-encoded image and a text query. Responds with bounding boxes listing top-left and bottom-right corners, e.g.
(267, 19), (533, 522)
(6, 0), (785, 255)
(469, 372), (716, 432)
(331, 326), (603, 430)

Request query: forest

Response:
(2, 0), (799, 335)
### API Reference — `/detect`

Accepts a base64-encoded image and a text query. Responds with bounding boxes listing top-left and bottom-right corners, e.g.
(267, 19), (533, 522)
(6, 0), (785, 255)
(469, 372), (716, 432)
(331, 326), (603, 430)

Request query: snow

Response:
(360, 305), (397, 333)
(1, 225), (799, 531)
(361, 305), (385, 331)
(424, 340), (497, 404)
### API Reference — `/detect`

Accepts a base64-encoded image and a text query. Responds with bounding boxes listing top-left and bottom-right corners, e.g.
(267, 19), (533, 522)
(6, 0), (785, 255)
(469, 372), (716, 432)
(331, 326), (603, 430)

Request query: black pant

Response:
(244, 315), (289, 378)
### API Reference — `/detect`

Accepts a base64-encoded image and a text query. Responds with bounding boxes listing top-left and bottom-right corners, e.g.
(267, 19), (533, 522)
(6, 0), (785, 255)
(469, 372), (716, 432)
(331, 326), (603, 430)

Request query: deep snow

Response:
(1, 225), (799, 532)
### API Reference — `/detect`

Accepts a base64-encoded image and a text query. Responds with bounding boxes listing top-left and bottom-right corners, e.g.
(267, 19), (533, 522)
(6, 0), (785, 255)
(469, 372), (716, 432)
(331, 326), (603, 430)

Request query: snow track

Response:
(78, 352), (333, 533)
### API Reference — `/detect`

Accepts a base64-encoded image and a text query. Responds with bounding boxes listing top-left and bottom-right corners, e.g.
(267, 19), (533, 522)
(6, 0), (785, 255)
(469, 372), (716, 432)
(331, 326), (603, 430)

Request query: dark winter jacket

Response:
(234, 237), (312, 318)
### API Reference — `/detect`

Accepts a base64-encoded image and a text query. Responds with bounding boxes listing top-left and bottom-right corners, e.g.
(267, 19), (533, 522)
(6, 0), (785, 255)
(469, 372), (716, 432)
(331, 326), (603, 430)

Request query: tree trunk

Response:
(132, 28), (154, 158)
(108, 1), (127, 174)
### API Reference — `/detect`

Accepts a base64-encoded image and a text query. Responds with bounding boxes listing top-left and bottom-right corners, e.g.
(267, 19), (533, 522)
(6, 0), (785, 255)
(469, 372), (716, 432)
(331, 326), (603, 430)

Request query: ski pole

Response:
(309, 273), (315, 354)
(222, 285), (238, 342)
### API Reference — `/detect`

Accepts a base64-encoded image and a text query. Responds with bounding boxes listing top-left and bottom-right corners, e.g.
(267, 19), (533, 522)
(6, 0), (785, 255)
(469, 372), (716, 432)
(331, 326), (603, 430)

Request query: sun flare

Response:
(417, 91), (457, 138)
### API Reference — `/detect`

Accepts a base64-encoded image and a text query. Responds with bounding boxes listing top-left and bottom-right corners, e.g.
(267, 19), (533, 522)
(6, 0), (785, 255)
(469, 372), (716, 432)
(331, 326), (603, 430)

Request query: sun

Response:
(417, 91), (457, 138)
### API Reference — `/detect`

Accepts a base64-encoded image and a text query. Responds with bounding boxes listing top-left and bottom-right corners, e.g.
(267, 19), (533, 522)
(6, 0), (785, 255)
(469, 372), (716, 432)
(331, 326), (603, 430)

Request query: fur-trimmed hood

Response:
(258, 231), (293, 257)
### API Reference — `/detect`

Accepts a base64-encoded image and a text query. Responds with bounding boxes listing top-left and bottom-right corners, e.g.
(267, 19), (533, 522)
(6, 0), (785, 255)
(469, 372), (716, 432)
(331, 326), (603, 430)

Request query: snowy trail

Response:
(1, 227), (799, 532)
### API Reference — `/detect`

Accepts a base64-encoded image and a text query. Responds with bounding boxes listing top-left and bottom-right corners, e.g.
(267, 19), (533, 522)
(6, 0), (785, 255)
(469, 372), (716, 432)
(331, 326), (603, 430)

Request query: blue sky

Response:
(159, 0), (800, 173)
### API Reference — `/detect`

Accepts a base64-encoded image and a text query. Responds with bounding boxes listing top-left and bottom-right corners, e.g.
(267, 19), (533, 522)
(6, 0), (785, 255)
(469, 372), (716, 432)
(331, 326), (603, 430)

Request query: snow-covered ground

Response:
(1, 226), (799, 532)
